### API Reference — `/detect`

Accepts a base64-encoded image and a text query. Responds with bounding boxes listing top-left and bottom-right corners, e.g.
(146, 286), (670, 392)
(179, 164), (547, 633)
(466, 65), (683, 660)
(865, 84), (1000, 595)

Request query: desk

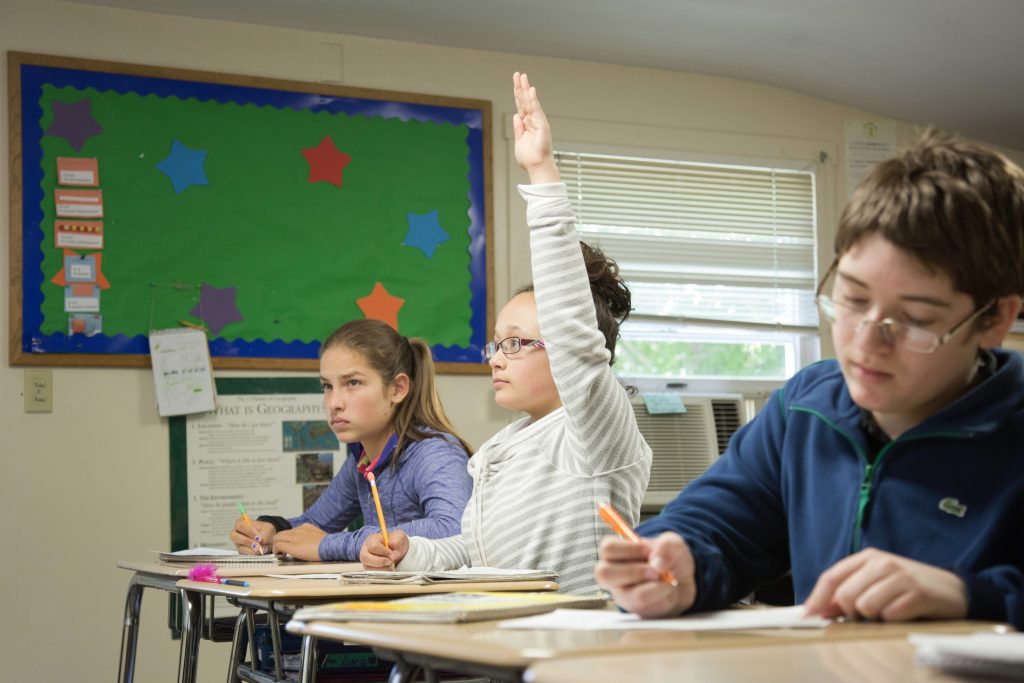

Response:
(286, 614), (1006, 683)
(118, 559), (558, 683)
(116, 559), (360, 683)
(524, 636), (1006, 683)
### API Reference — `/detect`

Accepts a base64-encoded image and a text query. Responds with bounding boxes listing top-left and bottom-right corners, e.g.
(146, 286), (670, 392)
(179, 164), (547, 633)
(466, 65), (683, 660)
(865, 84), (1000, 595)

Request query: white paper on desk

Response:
(909, 633), (1024, 678)
(499, 605), (830, 631)
(149, 327), (216, 417)
(265, 574), (342, 580)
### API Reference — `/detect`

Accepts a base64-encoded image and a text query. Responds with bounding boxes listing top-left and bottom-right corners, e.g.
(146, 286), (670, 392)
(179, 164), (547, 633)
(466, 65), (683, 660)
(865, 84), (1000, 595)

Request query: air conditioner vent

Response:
(711, 398), (743, 455)
(632, 394), (749, 511)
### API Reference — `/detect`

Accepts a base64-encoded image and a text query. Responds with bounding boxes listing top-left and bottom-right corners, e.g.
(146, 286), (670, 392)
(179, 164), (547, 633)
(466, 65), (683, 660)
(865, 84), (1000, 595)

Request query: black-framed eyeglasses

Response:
(483, 337), (546, 360)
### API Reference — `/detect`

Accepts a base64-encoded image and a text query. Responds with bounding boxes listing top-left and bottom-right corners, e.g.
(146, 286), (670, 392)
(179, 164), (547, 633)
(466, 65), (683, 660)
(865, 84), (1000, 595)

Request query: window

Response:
(556, 149), (821, 382)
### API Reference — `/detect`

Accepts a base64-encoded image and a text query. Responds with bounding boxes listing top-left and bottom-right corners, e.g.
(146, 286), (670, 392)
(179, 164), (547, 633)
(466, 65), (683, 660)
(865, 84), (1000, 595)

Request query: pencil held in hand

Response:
(367, 471), (390, 550)
(598, 502), (678, 587)
(238, 503), (265, 555)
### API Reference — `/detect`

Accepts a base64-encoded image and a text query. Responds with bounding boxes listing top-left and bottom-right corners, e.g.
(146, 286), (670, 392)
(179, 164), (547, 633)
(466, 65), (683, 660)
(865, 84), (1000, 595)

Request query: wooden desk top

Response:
(525, 635), (1004, 683)
(174, 577), (560, 599)
(117, 558), (361, 578)
(286, 616), (1007, 671)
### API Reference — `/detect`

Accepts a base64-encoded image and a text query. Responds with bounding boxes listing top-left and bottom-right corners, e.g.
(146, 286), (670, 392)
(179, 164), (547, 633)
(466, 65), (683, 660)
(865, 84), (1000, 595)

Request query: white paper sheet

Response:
(149, 327), (216, 416)
(499, 604), (829, 631)
(909, 632), (1024, 679)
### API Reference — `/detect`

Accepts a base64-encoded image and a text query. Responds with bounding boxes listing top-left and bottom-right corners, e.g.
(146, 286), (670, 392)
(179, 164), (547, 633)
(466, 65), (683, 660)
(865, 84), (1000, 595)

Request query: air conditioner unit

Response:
(631, 392), (768, 512)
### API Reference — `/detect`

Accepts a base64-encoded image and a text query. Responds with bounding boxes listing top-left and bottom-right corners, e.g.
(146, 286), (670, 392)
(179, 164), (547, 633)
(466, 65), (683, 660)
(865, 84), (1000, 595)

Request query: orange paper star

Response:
(301, 135), (352, 187)
(356, 282), (405, 331)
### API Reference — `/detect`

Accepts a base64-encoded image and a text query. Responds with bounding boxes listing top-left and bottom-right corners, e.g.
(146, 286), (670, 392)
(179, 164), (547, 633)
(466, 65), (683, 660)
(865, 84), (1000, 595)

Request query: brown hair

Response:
(320, 319), (473, 462)
(518, 240), (632, 364)
(831, 128), (1024, 324)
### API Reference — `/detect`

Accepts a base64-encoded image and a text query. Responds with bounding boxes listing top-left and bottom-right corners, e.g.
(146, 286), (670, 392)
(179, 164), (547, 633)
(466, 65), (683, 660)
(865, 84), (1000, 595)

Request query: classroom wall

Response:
(3, 1), (1023, 680)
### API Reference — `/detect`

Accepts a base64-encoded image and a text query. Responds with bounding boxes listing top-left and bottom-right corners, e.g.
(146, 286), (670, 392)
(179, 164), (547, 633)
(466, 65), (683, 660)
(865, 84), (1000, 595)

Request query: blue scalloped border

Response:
(19, 63), (488, 364)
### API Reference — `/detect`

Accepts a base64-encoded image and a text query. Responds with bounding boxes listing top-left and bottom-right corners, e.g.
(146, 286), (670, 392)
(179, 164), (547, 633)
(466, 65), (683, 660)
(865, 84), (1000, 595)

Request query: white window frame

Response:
(504, 114), (838, 392)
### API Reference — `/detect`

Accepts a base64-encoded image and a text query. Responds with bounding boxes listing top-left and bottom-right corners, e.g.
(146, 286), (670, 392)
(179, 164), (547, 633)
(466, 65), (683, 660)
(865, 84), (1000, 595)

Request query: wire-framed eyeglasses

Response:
(816, 294), (995, 354)
(483, 337), (546, 360)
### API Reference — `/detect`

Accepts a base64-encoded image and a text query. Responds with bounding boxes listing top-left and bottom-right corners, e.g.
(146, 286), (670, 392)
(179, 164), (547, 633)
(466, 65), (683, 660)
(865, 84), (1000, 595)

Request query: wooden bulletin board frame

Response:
(8, 52), (493, 372)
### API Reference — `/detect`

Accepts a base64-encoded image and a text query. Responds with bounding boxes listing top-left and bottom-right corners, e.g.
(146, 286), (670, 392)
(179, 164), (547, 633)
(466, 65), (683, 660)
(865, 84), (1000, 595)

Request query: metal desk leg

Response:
(177, 588), (202, 683)
(298, 634), (317, 683)
(225, 611), (246, 683)
(117, 574), (146, 683)
(267, 609), (285, 681)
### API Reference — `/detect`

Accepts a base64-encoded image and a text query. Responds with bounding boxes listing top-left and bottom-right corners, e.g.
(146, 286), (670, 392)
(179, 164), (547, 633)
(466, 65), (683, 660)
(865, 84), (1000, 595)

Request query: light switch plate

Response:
(24, 369), (53, 413)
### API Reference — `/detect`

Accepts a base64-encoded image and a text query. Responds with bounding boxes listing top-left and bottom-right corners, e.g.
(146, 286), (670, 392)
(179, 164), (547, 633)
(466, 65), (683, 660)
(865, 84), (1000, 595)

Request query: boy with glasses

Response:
(597, 129), (1024, 627)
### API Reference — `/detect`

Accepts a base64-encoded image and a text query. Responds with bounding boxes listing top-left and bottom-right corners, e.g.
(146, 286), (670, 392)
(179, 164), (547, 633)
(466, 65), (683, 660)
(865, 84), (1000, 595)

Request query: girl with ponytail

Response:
(229, 319), (473, 561)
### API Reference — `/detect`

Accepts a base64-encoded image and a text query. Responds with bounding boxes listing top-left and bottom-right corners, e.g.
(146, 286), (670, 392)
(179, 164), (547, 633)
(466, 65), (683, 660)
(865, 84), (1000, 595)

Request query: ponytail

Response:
(320, 319), (473, 463)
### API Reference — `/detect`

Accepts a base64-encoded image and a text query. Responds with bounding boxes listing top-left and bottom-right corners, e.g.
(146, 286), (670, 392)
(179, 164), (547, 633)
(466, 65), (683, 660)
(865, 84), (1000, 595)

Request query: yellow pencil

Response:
(367, 471), (390, 550)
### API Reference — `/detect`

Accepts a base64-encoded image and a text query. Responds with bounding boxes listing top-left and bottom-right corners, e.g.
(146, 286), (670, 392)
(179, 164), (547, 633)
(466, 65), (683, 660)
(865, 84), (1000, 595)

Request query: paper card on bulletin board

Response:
(8, 52), (493, 373)
(168, 377), (344, 550)
(149, 327), (216, 417)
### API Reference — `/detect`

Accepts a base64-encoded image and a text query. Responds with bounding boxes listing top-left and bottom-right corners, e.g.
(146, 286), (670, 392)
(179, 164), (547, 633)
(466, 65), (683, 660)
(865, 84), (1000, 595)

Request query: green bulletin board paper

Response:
(11, 53), (492, 371)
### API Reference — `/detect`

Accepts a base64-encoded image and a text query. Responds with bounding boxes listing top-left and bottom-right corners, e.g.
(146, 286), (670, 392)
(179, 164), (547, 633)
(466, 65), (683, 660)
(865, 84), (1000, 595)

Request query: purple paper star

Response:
(190, 284), (244, 336)
(403, 210), (450, 259)
(46, 99), (104, 152)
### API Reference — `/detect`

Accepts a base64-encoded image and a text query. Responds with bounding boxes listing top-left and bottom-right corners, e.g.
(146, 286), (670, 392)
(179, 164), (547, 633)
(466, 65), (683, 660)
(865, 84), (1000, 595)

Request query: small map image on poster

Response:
(303, 484), (329, 511)
(283, 421), (338, 452)
(296, 452), (334, 484)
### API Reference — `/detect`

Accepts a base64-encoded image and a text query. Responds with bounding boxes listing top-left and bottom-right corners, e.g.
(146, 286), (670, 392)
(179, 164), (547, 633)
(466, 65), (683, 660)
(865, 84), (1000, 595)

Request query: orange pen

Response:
(367, 471), (390, 550)
(598, 502), (678, 587)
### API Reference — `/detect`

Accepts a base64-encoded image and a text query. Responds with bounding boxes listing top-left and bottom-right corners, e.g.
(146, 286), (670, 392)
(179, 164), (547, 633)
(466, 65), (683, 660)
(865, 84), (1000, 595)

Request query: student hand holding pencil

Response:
(360, 529), (410, 570)
(229, 513), (277, 555)
(595, 529), (698, 619)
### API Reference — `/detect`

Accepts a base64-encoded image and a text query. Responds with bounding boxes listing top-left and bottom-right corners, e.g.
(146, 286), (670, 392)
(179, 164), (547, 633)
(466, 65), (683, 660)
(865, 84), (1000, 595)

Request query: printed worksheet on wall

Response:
(149, 327), (217, 417)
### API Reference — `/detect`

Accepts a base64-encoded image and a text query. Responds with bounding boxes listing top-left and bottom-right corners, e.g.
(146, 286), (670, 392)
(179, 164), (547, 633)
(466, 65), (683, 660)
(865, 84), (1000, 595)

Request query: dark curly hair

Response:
(518, 240), (632, 364)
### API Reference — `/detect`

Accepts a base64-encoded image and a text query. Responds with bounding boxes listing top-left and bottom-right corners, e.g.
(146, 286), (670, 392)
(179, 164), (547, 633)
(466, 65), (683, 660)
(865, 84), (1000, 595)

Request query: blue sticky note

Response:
(641, 392), (687, 415)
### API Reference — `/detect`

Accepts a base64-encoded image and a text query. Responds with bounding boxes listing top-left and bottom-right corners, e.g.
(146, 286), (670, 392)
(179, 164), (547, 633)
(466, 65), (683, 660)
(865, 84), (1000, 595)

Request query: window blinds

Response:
(555, 151), (819, 330)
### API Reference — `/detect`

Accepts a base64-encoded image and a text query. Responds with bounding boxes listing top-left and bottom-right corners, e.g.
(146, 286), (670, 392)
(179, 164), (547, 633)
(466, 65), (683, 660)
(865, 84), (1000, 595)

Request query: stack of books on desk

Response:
(336, 566), (557, 585)
(292, 591), (607, 624)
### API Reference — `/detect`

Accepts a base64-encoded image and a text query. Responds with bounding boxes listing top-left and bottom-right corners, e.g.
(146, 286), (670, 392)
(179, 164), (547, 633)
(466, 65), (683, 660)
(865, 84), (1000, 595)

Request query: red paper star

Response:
(301, 135), (352, 187)
(356, 282), (405, 331)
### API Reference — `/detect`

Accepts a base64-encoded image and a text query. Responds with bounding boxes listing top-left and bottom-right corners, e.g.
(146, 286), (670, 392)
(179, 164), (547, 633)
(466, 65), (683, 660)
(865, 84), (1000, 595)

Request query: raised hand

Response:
(512, 72), (560, 184)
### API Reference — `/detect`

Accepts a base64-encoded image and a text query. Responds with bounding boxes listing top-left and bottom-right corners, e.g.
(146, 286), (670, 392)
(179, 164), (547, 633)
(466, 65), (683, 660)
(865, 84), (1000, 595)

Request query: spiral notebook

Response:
(158, 547), (288, 564)
(292, 591), (607, 624)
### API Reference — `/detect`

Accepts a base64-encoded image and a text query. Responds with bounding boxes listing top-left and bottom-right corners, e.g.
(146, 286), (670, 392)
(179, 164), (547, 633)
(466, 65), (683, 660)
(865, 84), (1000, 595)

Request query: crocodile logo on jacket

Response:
(938, 497), (967, 518)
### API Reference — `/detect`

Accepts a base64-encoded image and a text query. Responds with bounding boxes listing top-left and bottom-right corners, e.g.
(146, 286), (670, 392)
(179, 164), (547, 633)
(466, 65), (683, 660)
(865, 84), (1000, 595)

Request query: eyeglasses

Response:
(816, 294), (994, 354)
(483, 337), (546, 360)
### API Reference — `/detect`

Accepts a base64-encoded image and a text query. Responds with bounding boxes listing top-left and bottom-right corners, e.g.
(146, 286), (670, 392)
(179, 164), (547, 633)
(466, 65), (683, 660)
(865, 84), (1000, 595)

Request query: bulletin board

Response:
(8, 52), (493, 372)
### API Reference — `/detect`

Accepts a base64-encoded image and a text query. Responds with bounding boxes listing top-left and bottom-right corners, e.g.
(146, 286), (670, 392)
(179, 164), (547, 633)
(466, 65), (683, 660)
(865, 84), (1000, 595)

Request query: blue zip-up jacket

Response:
(288, 431), (472, 561)
(637, 350), (1024, 628)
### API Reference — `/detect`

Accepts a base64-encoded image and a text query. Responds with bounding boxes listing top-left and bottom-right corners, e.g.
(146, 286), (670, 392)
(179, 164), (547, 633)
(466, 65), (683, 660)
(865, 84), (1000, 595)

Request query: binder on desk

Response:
(291, 591), (607, 624)
(337, 566), (558, 585)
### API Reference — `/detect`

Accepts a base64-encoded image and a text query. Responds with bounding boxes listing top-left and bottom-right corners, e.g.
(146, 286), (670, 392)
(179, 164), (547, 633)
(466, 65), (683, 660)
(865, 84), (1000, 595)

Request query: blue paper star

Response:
(46, 99), (104, 151)
(156, 139), (209, 193)
(403, 210), (450, 259)
(190, 284), (244, 336)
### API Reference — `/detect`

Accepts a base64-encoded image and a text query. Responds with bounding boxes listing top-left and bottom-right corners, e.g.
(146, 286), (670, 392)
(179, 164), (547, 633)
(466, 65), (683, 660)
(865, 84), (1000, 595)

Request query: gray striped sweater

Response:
(399, 182), (652, 594)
